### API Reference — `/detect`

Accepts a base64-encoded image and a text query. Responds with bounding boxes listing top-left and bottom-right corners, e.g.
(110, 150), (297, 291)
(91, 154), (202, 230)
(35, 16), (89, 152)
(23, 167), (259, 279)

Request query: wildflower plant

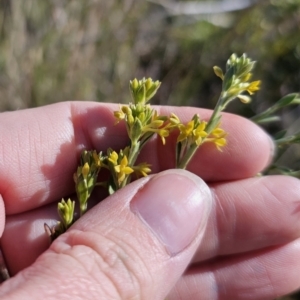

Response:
(45, 53), (298, 240)
(251, 92), (300, 176)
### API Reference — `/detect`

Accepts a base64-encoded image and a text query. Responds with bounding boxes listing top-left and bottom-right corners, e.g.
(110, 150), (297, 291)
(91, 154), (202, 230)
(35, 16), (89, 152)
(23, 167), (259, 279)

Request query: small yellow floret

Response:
(114, 156), (134, 183)
(134, 162), (152, 177)
(246, 80), (261, 95)
(114, 109), (126, 124)
(177, 120), (194, 142)
(157, 128), (169, 145)
(214, 137), (227, 151)
(205, 124), (228, 151)
(108, 151), (118, 165)
(211, 126), (226, 138)
(193, 121), (208, 146)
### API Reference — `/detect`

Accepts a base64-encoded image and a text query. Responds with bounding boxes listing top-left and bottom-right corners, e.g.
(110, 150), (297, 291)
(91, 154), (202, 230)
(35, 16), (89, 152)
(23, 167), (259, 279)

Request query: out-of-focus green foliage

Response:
(1, 0), (299, 112)
(0, 1), (149, 108)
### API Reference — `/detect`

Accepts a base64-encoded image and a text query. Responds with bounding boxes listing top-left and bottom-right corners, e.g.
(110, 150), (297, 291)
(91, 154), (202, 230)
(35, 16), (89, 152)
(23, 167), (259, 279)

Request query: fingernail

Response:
(269, 135), (276, 157)
(130, 169), (211, 255)
(267, 134), (276, 166)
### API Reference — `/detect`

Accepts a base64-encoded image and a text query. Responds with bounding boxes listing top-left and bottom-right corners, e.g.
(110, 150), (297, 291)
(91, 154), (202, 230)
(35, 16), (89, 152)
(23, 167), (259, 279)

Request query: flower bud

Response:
(238, 94), (252, 103)
(213, 66), (224, 80)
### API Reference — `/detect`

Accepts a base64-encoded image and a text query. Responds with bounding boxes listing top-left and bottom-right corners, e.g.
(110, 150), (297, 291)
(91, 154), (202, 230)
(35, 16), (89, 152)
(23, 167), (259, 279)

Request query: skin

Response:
(0, 101), (299, 299)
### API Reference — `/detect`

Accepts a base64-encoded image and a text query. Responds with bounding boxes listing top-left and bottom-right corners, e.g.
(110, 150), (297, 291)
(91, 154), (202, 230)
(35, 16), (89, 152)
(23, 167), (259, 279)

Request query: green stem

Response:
(128, 141), (142, 167)
(206, 92), (235, 133)
(120, 142), (140, 188)
(177, 143), (198, 169)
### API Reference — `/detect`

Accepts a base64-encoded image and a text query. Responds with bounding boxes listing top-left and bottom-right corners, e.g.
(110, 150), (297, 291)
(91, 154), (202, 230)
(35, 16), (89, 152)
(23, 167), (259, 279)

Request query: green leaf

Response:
(223, 66), (235, 91)
(276, 93), (300, 109)
(253, 116), (281, 124)
(131, 118), (143, 143)
(273, 130), (287, 140)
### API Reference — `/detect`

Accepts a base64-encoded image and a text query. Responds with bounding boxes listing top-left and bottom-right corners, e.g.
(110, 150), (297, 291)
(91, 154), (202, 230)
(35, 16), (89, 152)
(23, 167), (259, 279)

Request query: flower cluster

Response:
(114, 78), (169, 147)
(108, 149), (133, 184)
(213, 53), (261, 109)
(46, 53), (260, 241)
(44, 198), (75, 241)
(74, 150), (102, 215)
(169, 113), (227, 168)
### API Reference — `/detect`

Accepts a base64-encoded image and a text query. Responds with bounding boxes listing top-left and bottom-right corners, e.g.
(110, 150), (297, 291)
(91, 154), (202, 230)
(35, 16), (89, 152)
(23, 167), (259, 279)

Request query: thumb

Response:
(0, 169), (212, 300)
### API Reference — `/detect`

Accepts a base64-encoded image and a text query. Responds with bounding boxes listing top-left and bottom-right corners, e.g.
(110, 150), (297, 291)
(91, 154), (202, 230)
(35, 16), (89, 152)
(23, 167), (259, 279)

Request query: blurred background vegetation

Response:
(0, 0), (300, 298)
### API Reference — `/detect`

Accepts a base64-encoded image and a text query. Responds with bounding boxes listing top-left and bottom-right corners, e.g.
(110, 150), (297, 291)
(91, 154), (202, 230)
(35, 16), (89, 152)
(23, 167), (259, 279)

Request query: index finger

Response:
(0, 101), (272, 214)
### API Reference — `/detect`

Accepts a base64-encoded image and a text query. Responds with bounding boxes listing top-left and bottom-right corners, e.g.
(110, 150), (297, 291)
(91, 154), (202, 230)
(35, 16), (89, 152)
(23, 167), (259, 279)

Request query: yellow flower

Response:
(141, 126), (169, 145)
(113, 108), (126, 124)
(108, 151), (118, 165)
(214, 137), (227, 151)
(141, 111), (170, 144)
(211, 126), (226, 138)
(143, 117), (165, 130)
(246, 80), (261, 95)
(133, 162), (151, 177)
(114, 156), (134, 183)
(176, 117), (208, 146)
(177, 120), (194, 142)
(208, 125), (227, 151)
(193, 121), (208, 146)
(157, 128), (169, 145)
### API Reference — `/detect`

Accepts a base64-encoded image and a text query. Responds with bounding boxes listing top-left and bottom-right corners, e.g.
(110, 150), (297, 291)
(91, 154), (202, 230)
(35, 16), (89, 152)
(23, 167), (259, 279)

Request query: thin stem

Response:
(128, 142), (140, 165)
(120, 142), (140, 188)
(177, 143), (198, 169)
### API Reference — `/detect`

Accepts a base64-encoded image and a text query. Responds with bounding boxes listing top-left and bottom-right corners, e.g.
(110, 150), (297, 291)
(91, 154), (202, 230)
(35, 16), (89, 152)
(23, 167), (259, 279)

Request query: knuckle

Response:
(52, 229), (151, 299)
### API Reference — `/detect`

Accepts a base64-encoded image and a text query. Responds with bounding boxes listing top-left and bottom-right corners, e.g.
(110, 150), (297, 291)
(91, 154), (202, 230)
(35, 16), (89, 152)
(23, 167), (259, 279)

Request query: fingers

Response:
(0, 102), (272, 214)
(0, 202), (58, 275)
(0, 170), (212, 299)
(3, 175), (300, 278)
(196, 175), (300, 261)
(169, 240), (300, 300)
(0, 103), (77, 214)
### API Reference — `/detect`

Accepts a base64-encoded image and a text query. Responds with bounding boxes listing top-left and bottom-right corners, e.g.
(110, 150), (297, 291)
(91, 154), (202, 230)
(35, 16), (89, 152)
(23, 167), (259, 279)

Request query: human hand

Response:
(0, 102), (299, 299)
